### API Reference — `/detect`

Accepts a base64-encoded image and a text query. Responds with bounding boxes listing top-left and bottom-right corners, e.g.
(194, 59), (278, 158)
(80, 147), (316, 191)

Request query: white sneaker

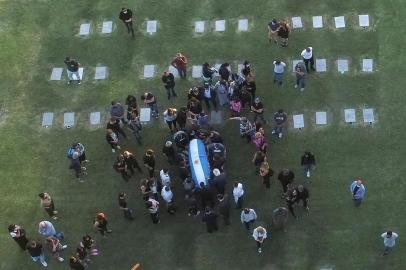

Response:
(117, 145), (121, 149)
(300, 88), (305, 92)
(62, 245), (68, 249)
(41, 261), (48, 267)
(278, 133), (283, 138)
(258, 248), (262, 253)
(112, 149), (116, 153)
(294, 84), (298, 89)
(58, 257), (64, 262)
(306, 171), (310, 178)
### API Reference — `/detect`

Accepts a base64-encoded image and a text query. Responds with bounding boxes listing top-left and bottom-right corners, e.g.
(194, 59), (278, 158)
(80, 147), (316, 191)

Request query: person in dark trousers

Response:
(69, 152), (85, 182)
(272, 109), (287, 138)
(285, 188), (297, 218)
(252, 150), (266, 174)
(277, 21), (291, 47)
(259, 161), (273, 189)
(39, 192), (58, 220)
(125, 94), (138, 120)
(162, 141), (176, 165)
(202, 207), (218, 233)
(295, 185), (310, 211)
(176, 107), (187, 129)
(171, 52), (188, 78)
(295, 63), (306, 92)
(146, 197), (160, 224)
(199, 182), (215, 210)
(162, 71), (177, 99)
(123, 150), (143, 175)
(278, 169), (295, 197)
(202, 82), (217, 111)
(243, 80), (256, 101)
(26, 240), (47, 267)
(118, 192), (134, 220)
(301, 47), (315, 72)
(301, 151), (316, 178)
(211, 169), (226, 195)
(163, 108), (178, 133)
(143, 149), (156, 178)
(217, 194), (231, 225)
(8, 224), (29, 250)
(105, 129), (121, 153)
(119, 7), (134, 37)
(141, 92), (159, 118)
(64, 57), (81, 85)
(69, 256), (85, 270)
(93, 213), (112, 237)
(251, 97), (265, 124)
(106, 117), (127, 139)
(113, 155), (130, 182)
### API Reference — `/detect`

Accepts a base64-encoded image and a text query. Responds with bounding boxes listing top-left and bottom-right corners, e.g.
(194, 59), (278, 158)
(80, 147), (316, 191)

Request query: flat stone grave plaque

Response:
(359, 15), (370, 27)
(168, 65), (179, 78)
(50, 68), (63, 80)
(102, 21), (113, 33)
(292, 60), (303, 72)
(146, 20), (157, 34)
(344, 109), (356, 123)
(140, 108), (151, 123)
(291, 17), (303, 28)
(192, 65), (203, 78)
(215, 20), (226, 32)
(64, 112), (75, 128)
(312, 16), (323, 28)
(79, 23), (90, 35)
(337, 59), (348, 73)
(316, 59), (327, 72)
(94, 66), (107, 80)
(71, 67), (84, 80)
(90, 112), (101, 125)
(334, 16), (345, 28)
(293, 114), (305, 129)
(238, 19), (249, 31)
(362, 59), (373, 72)
(195, 21), (205, 33)
(363, 108), (375, 123)
(210, 110), (223, 125)
(143, 65), (155, 78)
(42, 112), (54, 127)
(316, 112), (327, 125)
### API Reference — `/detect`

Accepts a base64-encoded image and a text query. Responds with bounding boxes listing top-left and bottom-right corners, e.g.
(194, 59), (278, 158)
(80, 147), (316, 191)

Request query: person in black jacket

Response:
(26, 240), (47, 267)
(113, 155), (130, 181)
(217, 194), (230, 225)
(143, 149), (156, 178)
(202, 207), (218, 233)
(106, 117), (127, 139)
(278, 169), (295, 197)
(119, 7), (134, 37)
(301, 151), (316, 178)
(218, 63), (231, 81)
(295, 185), (310, 210)
(162, 141), (176, 165)
(162, 71), (177, 99)
(123, 151), (142, 175)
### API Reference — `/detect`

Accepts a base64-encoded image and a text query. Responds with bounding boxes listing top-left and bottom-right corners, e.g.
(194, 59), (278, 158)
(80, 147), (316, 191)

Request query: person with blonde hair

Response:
(259, 161), (273, 189)
(252, 226), (268, 253)
(171, 52), (188, 78)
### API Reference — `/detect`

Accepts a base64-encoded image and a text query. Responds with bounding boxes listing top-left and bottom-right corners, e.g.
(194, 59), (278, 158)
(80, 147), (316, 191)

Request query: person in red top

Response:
(171, 53), (188, 78)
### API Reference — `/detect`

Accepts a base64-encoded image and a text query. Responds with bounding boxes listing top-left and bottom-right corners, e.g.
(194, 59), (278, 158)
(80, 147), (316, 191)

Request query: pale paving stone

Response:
(293, 114), (304, 129)
(42, 112), (54, 126)
(316, 112), (327, 125)
(334, 16), (345, 28)
(362, 59), (373, 72)
(215, 20), (226, 32)
(195, 21), (205, 33)
(359, 15), (370, 27)
(168, 66), (179, 78)
(192, 65), (203, 78)
(312, 16), (323, 28)
(94, 66), (107, 80)
(291, 17), (303, 28)
(50, 68), (63, 80)
(64, 112), (75, 128)
(140, 108), (151, 123)
(238, 19), (249, 31)
(102, 21), (113, 33)
(344, 109), (356, 123)
(337, 59), (348, 73)
(146, 20), (157, 34)
(143, 65), (155, 78)
(316, 59), (327, 72)
(363, 108), (375, 123)
(90, 112), (101, 125)
(79, 23), (90, 35)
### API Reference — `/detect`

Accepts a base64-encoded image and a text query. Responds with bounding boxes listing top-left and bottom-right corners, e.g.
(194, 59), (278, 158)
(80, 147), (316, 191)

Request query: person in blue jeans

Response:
(350, 179), (366, 206)
(26, 240), (47, 267)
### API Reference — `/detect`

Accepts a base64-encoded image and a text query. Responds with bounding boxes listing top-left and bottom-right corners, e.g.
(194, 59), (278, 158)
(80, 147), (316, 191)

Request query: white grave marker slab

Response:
(143, 65), (155, 78)
(168, 66), (179, 78)
(215, 20), (226, 32)
(292, 60), (303, 72)
(312, 16), (323, 28)
(362, 59), (373, 72)
(337, 59), (348, 73)
(79, 23), (90, 35)
(146, 20), (157, 34)
(90, 112), (101, 125)
(237, 64), (244, 75)
(102, 21), (113, 34)
(238, 19), (249, 31)
(363, 108), (375, 123)
(359, 15), (370, 27)
(344, 109), (356, 123)
(334, 16), (345, 28)
(71, 67), (84, 80)
(64, 112), (75, 128)
(195, 21), (205, 33)
(315, 112), (327, 125)
(192, 65), (203, 78)
(316, 59), (327, 72)
(291, 17), (303, 28)
(94, 66), (107, 80)
(42, 112), (54, 127)
(293, 114), (305, 129)
(50, 68), (63, 80)
(140, 108), (151, 123)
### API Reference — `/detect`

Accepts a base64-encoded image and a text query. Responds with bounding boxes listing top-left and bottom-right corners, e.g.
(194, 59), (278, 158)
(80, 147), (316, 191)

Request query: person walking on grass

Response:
(217, 194), (231, 226)
(230, 116), (255, 143)
(301, 47), (315, 72)
(69, 256), (85, 270)
(350, 179), (366, 206)
(161, 186), (176, 214)
(233, 181), (244, 209)
(119, 7), (135, 37)
(277, 21), (290, 47)
(272, 109), (287, 139)
(273, 60), (286, 86)
(164, 108), (178, 133)
(105, 129), (121, 153)
(141, 92), (159, 119)
(107, 117), (127, 139)
(253, 226), (268, 253)
(123, 150), (143, 175)
(295, 62), (306, 91)
(26, 240), (47, 267)
(45, 236), (67, 262)
(64, 57), (81, 85)
(241, 208), (257, 230)
(295, 185), (310, 211)
(259, 161), (273, 189)
(93, 213), (112, 237)
(162, 141), (176, 165)
(146, 197), (160, 224)
(8, 224), (29, 250)
(113, 155), (130, 182)
(285, 187), (297, 218)
(162, 71), (177, 99)
(381, 230), (398, 256)
(202, 207), (219, 233)
(272, 207), (288, 232)
(278, 169), (295, 197)
(118, 192), (135, 220)
(252, 151), (267, 175)
(143, 149), (156, 178)
(39, 193), (58, 220)
(267, 18), (280, 44)
(171, 52), (188, 78)
(301, 151), (316, 178)
(128, 112), (142, 145)
(251, 97), (266, 124)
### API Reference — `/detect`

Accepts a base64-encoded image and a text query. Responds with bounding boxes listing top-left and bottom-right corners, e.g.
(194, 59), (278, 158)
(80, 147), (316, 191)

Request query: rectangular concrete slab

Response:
(316, 59), (327, 72)
(42, 112), (54, 126)
(337, 59), (348, 73)
(140, 108), (151, 123)
(363, 108), (375, 123)
(168, 65), (179, 78)
(238, 19), (249, 31)
(90, 112), (101, 125)
(293, 114), (304, 129)
(334, 16), (345, 28)
(192, 65), (203, 78)
(292, 60), (303, 72)
(210, 110), (223, 125)
(50, 68), (63, 80)
(70, 67), (84, 80)
(64, 112), (75, 128)
(316, 112), (327, 125)
(362, 59), (373, 72)
(79, 23), (90, 35)
(102, 21), (113, 33)
(146, 20), (157, 34)
(94, 66), (107, 80)
(359, 15), (370, 27)
(291, 17), (303, 28)
(195, 21), (205, 33)
(344, 109), (356, 123)
(215, 20), (226, 32)
(312, 16), (323, 28)
(143, 65), (155, 78)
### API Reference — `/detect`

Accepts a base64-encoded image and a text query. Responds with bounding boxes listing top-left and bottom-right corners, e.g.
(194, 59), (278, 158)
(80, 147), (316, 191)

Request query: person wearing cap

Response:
(162, 140), (176, 165)
(202, 82), (217, 111)
(211, 169), (227, 195)
(350, 179), (366, 206)
(202, 207), (219, 233)
(241, 208), (257, 230)
(251, 97), (266, 124)
(272, 109), (287, 138)
(233, 181), (245, 209)
(171, 52), (188, 78)
(301, 47), (315, 72)
(143, 149), (156, 178)
(123, 150), (143, 175)
(119, 7), (135, 37)
(301, 151), (316, 178)
(381, 230), (399, 255)
(272, 60), (286, 86)
(162, 71), (177, 100)
(252, 226), (268, 253)
(163, 108), (178, 133)
(64, 57), (81, 85)
(217, 194), (231, 225)
(39, 192), (58, 220)
(267, 18), (280, 44)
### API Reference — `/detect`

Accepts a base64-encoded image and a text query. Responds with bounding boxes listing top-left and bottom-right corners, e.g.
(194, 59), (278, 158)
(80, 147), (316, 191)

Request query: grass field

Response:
(1, 0), (406, 269)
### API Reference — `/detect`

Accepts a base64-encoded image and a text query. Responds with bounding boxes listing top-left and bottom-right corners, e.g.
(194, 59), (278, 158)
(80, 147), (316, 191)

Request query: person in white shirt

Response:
(273, 60), (286, 86)
(163, 108), (178, 133)
(161, 186), (176, 214)
(252, 226), (268, 253)
(241, 208), (257, 230)
(381, 230), (398, 255)
(159, 169), (171, 190)
(300, 47), (315, 72)
(232, 182), (244, 209)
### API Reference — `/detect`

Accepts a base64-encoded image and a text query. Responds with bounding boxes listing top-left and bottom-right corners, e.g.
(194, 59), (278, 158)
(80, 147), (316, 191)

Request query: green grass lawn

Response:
(1, 0), (406, 269)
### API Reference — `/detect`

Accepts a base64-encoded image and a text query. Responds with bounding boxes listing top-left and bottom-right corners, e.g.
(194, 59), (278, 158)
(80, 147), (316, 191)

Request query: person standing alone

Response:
(381, 230), (398, 255)
(119, 7), (135, 38)
(350, 179), (365, 206)
(162, 71), (177, 99)
(301, 47), (315, 72)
